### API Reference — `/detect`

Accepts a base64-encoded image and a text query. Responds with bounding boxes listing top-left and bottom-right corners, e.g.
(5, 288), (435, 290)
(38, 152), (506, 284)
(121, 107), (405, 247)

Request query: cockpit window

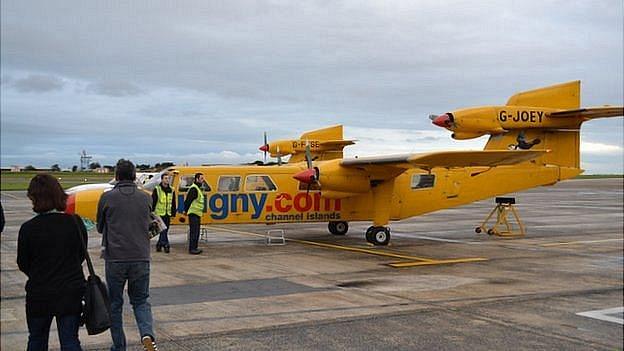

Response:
(178, 175), (211, 192)
(411, 174), (435, 189)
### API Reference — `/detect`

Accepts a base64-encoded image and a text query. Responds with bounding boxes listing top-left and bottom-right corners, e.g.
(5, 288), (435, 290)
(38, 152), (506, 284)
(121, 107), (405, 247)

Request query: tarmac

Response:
(1, 178), (622, 350)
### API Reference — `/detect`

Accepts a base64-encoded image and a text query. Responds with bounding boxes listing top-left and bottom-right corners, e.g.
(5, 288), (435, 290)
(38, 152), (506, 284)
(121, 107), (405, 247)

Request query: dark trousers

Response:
(157, 215), (171, 247)
(188, 214), (200, 251)
(27, 313), (82, 351)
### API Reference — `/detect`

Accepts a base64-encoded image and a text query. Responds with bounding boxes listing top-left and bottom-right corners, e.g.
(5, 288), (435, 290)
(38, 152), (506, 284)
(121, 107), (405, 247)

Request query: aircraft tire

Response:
(329, 221), (348, 235)
(366, 226), (390, 246)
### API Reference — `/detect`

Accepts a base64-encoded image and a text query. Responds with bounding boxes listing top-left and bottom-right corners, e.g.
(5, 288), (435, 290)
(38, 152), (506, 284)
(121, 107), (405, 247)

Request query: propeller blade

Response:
(305, 144), (313, 169)
(263, 131), (267, 163)
(277, 145), (282, 166)
(428, 114), (438, 121)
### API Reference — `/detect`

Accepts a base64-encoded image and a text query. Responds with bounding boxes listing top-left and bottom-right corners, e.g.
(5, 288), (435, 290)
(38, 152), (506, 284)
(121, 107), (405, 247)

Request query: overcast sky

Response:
(1, 1), (623, 173)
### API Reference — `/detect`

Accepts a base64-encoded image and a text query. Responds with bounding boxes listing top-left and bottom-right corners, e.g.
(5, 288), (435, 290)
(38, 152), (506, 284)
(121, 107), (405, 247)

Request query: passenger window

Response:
(411, 174), (435, 189)
(245, 175), (277, 192)
(178, 175), (211, 192)
(218, 176), (241, 192)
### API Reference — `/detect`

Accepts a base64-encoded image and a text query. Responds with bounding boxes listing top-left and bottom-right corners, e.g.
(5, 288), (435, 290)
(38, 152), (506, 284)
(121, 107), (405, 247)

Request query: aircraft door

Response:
(443, 169), (464, 199)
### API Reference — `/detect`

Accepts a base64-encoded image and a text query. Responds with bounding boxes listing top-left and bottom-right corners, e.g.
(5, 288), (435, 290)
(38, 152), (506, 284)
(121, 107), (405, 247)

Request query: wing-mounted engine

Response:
(431, 81), (623, 140)
(260, 125), (355, 164)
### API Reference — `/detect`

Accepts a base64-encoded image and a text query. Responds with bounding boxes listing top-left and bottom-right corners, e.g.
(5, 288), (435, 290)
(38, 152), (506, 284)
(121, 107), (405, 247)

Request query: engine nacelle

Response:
(317, 160), (370, 193)
(440, 107), (507, 136)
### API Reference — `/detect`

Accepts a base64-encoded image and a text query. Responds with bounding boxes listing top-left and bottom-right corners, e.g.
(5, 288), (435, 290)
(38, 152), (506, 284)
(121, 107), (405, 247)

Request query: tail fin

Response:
(290, 125), (355, 163)
(506, 80), (580, 109)
(486, 81), (623, 180)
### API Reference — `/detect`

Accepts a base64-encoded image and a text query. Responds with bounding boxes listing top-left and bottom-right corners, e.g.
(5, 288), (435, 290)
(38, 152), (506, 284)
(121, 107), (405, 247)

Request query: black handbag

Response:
(73, 215), (112, 335)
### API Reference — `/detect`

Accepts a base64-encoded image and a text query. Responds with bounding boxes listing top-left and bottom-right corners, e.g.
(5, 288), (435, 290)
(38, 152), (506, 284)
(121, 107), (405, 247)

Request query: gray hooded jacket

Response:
(97, 181), (151, 262)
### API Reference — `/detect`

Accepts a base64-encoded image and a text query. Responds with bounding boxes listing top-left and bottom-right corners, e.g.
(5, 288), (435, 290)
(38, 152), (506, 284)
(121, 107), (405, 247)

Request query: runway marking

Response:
(388, 257), (488, 268)
(576, 307), (624, 325)
(541, 238), (623, 247)
(211, 225), (487, 268)
(0, 192), (19, 200)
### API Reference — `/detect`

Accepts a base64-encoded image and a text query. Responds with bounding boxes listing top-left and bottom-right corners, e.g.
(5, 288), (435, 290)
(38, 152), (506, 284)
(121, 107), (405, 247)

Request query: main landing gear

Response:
(365, 226), (391, 246)
(328, 221), (349, 235)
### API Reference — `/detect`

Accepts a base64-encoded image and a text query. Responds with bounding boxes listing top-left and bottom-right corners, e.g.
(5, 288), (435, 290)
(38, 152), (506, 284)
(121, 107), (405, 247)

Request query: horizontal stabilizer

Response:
(548, 106), (624, 120)
(342, 150), (548, 170)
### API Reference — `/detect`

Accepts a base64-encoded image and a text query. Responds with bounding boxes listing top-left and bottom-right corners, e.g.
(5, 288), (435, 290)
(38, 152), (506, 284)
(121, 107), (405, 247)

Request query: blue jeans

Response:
(27, 313), (82, 351)
(105, 261), (154, 351)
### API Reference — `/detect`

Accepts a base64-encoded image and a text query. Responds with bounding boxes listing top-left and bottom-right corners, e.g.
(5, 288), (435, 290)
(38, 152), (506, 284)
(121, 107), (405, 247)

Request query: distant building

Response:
(10, 165), (23, 172)
(94, 167), (111, 173)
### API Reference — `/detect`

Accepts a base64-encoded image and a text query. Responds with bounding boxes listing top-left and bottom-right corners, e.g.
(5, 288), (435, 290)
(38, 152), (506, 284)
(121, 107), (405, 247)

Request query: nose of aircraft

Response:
(293, 168), (316, 184)
(432, 113), (452, 128)
(66, 193), (75, 214)
(259, 144), (269, 152)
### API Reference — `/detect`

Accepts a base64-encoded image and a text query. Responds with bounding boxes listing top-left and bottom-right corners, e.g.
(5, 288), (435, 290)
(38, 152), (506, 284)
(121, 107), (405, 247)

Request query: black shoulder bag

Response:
(73, 215), (112, 335)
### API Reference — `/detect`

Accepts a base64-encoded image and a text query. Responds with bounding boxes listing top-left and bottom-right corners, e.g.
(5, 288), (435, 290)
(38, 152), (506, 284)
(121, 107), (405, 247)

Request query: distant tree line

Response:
(23, 161), (178, 172)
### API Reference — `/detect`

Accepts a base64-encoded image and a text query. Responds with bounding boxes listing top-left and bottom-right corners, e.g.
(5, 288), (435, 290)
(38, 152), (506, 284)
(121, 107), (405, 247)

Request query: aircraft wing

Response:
(548, 106), (623, 120)
(341, 150), (548, 171)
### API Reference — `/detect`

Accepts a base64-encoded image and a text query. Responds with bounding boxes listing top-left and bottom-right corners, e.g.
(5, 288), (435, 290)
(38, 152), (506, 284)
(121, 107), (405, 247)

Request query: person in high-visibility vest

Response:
(183, 173), (205, 255)
(151, 172), (176, 253)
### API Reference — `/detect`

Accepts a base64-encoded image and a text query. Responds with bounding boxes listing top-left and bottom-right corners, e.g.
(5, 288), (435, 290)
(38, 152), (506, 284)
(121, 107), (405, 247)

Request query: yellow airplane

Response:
(66, 81), (623, 245)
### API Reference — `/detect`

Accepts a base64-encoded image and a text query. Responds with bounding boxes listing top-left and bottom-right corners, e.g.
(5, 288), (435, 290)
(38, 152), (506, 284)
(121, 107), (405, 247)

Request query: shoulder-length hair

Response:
(27, 174), (67, 213)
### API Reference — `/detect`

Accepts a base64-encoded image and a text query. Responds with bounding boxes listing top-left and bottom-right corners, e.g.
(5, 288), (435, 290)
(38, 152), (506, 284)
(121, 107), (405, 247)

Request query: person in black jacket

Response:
(0, 201), (5, 234)
(18, 174), (87, 351)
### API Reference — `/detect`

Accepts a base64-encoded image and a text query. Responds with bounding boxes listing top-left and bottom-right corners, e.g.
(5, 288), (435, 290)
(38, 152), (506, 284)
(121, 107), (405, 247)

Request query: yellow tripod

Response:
(475, 197), (525, 238)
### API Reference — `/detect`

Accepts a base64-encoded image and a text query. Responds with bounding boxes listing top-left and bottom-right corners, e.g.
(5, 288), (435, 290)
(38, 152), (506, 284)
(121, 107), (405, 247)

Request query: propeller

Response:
(277, 145), (282, 166)
(259, 132), (269, 164)
(293, 144), (320, 193)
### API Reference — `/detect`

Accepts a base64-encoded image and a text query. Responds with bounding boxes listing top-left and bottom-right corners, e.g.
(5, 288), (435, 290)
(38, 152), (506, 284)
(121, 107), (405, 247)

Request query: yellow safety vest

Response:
(155, 185), (173, 216)
(187, 183), (205, 216)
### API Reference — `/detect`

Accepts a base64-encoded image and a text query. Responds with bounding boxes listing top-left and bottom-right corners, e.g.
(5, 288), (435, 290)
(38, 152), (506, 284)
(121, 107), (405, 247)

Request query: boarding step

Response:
(266, 229), (286, 246)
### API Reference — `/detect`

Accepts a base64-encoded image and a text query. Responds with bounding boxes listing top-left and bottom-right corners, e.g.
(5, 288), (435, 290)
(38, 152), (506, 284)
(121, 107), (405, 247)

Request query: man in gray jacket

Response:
(97, 159), (158, 351)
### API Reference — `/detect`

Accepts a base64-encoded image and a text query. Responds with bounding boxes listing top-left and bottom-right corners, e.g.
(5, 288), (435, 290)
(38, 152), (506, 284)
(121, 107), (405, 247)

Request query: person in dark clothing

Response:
(97, 159), (158, 351)
(183, 173), (204, 255)
(18, 174), (87, 351)
(0, 201), (5, 233)
(151, 172), (176, 253)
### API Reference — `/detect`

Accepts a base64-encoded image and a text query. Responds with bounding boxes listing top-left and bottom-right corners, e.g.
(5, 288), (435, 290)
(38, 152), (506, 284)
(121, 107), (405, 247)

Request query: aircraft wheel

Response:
(329, 221), (348, 235)
(475, 227), (482, 234)
(366, 226), (390, 246)
(365, 226), (375, 243)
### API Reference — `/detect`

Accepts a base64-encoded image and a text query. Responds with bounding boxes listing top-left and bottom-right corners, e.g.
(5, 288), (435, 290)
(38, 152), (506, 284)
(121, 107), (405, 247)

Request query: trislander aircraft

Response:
(66, 81), (623, 245)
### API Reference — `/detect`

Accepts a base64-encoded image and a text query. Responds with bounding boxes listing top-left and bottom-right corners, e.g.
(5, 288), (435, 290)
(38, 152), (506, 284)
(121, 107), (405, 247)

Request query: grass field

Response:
(1, 171), (113, 191)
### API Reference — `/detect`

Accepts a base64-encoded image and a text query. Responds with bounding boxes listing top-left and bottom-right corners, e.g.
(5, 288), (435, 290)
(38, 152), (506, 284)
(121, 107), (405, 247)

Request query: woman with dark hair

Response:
(18, 174), (87, 351)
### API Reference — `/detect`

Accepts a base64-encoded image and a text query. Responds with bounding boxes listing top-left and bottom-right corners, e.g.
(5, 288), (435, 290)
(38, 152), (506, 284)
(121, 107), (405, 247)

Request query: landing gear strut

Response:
(365, 226), (391, 246)
(328, 221), (349, 235)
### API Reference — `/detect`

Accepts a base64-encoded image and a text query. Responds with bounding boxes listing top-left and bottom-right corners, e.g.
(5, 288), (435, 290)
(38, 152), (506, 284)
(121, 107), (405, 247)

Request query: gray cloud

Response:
(0, 1), (622, 172)
(85, 80), (144, 97)
(12, 74), (64, 92)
